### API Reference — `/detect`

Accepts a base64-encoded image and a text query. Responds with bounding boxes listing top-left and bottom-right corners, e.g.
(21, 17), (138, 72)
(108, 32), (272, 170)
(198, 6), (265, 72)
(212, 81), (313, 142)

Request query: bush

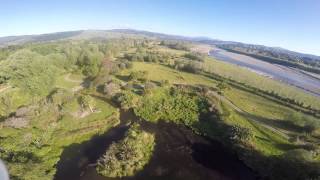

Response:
(228, 125), (254, 143)
(96, 124), (155, 177)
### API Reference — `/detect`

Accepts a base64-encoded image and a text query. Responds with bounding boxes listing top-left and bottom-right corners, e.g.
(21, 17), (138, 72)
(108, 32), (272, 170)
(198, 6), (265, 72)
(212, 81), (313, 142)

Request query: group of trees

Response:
(133, 87), (208, 125)
(96, 124), (155, 177)
(0, 49), (57, 96)
(184, 52), (205, 62)
(124, 50), (171, 63)
(160, 40), (190, 51)
(173, 60), (203, 74)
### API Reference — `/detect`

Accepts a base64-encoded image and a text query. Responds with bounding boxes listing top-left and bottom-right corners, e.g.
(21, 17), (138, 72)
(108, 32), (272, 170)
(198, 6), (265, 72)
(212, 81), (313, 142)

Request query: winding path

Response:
(64, 74), (83, 83)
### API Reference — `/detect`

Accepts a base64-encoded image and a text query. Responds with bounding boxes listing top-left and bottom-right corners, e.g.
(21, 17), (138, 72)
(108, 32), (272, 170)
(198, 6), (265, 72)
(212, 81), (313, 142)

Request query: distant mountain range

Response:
(0, 29), (319, 68)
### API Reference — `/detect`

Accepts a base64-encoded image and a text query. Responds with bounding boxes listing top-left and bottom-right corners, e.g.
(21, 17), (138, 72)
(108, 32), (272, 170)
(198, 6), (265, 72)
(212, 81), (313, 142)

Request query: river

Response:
(209, 48), (320, 97)
(54, 109), (257, 180)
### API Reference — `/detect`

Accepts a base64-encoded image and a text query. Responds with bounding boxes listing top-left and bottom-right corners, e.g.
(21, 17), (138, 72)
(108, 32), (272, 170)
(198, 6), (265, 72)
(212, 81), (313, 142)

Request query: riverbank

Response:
(209, 48), (320, 97)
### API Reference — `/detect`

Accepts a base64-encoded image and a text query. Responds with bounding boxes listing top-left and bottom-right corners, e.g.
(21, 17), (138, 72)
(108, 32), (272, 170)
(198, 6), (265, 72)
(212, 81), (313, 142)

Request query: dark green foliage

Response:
(96, 124), (155, 177)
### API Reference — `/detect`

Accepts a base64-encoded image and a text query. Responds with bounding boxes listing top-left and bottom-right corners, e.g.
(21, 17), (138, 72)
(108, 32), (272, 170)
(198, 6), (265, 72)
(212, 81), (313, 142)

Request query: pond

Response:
(54, 109), (257, 180)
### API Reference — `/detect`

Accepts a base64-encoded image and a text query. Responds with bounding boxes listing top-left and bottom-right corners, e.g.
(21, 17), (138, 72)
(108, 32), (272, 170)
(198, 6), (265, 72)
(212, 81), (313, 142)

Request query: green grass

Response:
(120, 62), (218, 86)
(203, 57), (320, 109)
(55, 73), (84, 89)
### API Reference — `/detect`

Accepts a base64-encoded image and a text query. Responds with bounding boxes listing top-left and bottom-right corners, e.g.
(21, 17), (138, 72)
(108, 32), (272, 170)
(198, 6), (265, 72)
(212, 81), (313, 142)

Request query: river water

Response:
(209, 48), (320, 97)
(54, 109), (256, 180)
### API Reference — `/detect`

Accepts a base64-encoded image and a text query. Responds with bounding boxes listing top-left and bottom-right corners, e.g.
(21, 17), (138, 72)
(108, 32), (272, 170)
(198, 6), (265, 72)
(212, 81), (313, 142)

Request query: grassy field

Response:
(203, 57), (320, 109)
(120, 62), (219, 86)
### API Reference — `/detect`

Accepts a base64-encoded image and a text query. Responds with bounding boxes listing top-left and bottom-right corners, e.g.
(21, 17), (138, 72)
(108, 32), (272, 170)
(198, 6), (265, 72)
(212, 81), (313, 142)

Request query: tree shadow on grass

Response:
(115, 75), (129, 82)
(239, 112), (303, 134)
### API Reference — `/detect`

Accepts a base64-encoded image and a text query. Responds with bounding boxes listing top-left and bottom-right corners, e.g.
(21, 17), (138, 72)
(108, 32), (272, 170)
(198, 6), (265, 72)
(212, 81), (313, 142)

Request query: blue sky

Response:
(1, 0), (320, 55)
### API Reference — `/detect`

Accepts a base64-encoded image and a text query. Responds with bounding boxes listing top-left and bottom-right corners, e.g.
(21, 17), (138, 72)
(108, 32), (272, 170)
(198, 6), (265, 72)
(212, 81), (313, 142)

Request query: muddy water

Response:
(55, 109), (257, 180)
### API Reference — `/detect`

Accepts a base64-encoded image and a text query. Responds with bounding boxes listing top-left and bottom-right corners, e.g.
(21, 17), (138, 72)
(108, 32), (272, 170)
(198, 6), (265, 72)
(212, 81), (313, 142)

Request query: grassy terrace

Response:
(203, 57), (320, 109)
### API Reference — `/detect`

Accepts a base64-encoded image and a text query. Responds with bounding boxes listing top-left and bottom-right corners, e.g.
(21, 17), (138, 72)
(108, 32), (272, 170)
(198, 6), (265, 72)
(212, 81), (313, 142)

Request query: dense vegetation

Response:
(0, 34), (319, 180)
(96, 123), (155, 177)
